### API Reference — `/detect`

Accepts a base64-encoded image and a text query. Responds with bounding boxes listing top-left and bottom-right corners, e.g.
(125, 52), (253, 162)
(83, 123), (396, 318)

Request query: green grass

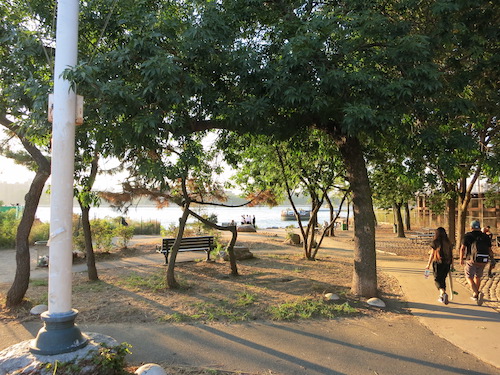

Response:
(160, 299), (252, 323)
(120, 271), (167, 292)
(191, 301), (250, 322)
(160, 312), (191, 323)
(32, 292), (48, 306)
(235, 291), (257, 306)
(30, 279), (48, 287)
(73, 280), (110, 293)
(268, 298), (357, 321)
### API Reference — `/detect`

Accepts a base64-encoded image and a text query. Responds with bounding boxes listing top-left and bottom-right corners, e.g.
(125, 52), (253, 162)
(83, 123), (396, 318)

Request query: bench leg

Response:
(164, 251), (169, 265)
(205, 250), (211, 262)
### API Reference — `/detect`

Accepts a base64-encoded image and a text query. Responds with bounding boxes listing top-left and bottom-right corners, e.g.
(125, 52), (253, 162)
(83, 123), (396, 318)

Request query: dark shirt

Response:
(462, 230), (491, 257)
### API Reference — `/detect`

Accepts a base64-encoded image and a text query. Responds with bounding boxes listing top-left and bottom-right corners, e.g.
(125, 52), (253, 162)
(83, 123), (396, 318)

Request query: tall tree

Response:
(224, 129), (347, 260)
(66, 0), (442, 297)
(0, 0), (54, 306)
(202, 0), (440, 296)
(409, 0), (499, 246)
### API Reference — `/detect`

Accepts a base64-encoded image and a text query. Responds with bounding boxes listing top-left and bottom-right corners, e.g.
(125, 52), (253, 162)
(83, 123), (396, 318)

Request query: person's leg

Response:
(464, 262), (479, 298)
(473, 265), (486, 305)
(434, 263), (449, 304)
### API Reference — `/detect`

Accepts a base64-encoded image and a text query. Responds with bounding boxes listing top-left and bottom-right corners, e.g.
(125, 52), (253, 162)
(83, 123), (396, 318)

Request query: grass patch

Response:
(235, 291), (257, 307)
(161, 300), (251, 323)
(191, 301), (250, 322)
(73, 280), (110, 293)
(268, 298), (358, 321)
(32, 292), (48, 306)
(160, 312), (191, 323)
(120, 271), (167, 292)
(30, 279), (48, 287)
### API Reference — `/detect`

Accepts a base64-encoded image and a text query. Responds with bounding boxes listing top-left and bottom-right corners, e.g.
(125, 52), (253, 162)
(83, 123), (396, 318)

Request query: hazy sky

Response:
(0, 155), (34, 183)
(0, 131), (233, 190)
(0, 154), (124, 191)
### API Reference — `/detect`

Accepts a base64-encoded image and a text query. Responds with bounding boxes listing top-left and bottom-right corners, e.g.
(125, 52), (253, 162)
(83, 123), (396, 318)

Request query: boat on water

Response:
(280, 208), (310, 221)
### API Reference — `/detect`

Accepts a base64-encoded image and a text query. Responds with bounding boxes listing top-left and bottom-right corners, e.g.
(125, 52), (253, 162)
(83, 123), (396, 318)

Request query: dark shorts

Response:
(464, 261), (487, 279)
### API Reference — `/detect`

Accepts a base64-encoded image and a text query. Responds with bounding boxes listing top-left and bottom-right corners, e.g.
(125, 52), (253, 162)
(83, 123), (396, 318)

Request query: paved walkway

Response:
(1, 232), (499, 374)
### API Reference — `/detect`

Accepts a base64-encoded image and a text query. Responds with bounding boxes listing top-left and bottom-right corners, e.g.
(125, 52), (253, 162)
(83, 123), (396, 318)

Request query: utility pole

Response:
(31, 0), (88, 355)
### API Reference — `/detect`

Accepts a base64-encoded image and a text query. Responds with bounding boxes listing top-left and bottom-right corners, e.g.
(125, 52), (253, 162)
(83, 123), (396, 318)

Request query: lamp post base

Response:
(30, 309), (88, 355)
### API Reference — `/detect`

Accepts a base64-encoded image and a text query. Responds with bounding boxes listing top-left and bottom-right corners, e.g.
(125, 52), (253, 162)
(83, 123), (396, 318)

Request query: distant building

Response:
(415, 191), (500, 230)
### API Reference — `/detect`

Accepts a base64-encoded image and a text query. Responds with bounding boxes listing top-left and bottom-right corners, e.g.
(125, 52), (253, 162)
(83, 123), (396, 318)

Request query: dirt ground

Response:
(0, 224), (425, 325)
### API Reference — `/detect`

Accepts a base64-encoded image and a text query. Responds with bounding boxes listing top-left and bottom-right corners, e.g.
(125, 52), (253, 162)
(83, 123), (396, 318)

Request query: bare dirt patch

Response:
(0, 227), (408, 325)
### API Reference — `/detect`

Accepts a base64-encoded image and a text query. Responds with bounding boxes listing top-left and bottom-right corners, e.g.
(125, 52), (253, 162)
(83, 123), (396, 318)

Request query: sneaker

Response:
(477, 292), (484, 306)
(442, 293), (449, 305)
(437, 296), (444, 303)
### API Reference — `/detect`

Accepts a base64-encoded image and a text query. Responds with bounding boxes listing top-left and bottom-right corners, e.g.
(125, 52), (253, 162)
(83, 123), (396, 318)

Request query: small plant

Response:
(29, 221), (50, 244)
(114, 225), (134, 248)
(160, 312), (189, 322)
(235, 291), (257, 307)
(161, 223), (178, 237)
(268, 298), (357, 321)
(211, 243), (225, 258)
(91, 218), (115, 252)
(93, 342), (132, 374)
(40, 343), (132, 374)
(190, 301), (250, 322)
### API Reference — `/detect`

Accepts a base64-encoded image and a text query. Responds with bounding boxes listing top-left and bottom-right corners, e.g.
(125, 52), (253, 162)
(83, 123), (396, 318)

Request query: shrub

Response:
(91, 218), (115, 252)
(0, 209), (19, 248)
(29, 220), (50, 244)
(114, 225), (134, 248)
(162, 223), (199, 237)
(128, 219), (161, 235)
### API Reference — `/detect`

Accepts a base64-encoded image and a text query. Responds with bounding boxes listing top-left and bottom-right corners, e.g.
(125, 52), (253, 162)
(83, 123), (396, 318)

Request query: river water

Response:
(35, 205), (345, 229)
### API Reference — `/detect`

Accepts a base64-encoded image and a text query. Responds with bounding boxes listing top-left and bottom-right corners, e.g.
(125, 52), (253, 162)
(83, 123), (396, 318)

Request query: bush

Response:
(0, 209), (19, 248)
(91, 218), (115, 252)
(128, 219), (161, 235)
(114, 225), (134, 248)
(29, 220), (50, 244)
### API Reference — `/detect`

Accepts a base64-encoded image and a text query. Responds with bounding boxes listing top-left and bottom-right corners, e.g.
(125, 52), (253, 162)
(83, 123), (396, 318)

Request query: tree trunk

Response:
(77, 153), (99, 280)
(187, 208), (239, 275)
(336, 136), (377, 297)
(456, 170), (481, 251)
(80, 204), (99, 281)
(404, 202), (411, 231)
(5, 130), (51, 307)
(225, 226), (238, 275)
(166, 204), (191, 288)
(395, 202), (405, 238)
(446, 196), (456, 247)
(325, 194), (336, 237)
(346, 198), (351, 231)
(313, 191), (348, 259)
(6, 168), (50, 306)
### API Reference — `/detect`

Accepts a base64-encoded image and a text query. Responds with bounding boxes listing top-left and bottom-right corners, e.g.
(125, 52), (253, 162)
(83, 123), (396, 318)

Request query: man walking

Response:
(459, 220), (494, 305)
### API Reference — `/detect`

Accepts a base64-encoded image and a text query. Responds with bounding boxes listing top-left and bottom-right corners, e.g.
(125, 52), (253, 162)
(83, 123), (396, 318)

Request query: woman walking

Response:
(425, 227), (454, 304)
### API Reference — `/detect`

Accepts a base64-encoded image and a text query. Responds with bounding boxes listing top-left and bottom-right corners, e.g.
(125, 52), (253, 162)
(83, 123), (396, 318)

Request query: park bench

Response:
(157, 236), (214, 264)
(408, 232), (434, 245)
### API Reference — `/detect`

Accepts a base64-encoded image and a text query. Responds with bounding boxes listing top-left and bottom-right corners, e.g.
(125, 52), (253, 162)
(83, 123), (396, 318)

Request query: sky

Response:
(0, 154), (125, 191)
(0, 155), (35, 184)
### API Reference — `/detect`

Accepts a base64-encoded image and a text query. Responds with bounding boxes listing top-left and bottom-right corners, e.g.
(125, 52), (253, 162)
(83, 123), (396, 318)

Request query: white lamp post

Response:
(31, 0), (88, 355)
